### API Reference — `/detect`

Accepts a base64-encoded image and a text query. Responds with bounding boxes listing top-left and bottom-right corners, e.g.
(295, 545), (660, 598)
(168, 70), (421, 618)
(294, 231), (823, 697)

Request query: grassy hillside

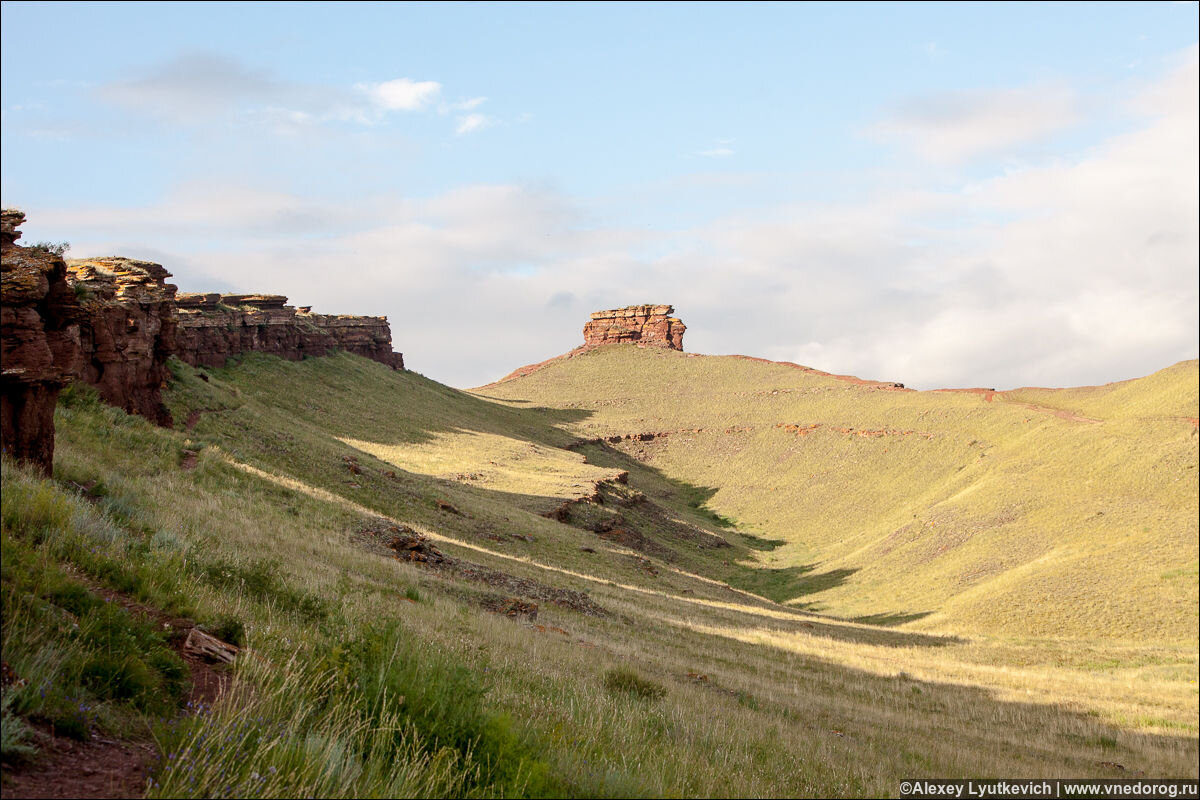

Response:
(2, 350), (1196, 797)
(479, 348), (1199, 644)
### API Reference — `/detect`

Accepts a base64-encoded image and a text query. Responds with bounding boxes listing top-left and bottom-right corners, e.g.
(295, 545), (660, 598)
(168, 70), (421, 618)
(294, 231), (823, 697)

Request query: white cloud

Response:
(455, 113), (492, 135)
(441, 96), (487, 113)
(95, 54), (473, 133)
(699, 147), (734, 157)
(26, 49), (1197, 390)
(870, 83), (1081, 164)
(363, 78), (442, 111)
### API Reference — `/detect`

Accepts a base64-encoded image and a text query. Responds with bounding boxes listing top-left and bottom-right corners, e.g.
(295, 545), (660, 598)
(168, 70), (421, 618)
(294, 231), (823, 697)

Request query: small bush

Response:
(207, 614), (246, 647)
(0, 694), (38, 763)
(29, 241), (69, 256)
(603, 667), (666, 700)
(74, 602), (188, 712)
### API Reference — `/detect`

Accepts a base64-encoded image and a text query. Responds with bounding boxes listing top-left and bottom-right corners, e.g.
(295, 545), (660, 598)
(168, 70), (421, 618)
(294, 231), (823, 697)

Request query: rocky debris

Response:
(582, 304), (686, 350)
(604, 428), (705, 444)
(539, 474), (634, 523)
(1, 210), (83, 475)
(543, 500), (574, 523)
(182, 628), (238, 664)
(343, 454), (364, 475)
(436, 499), (462, 515)
(385, 526), (447, 564)
(174, 292), (404, 370)
(448, 560), (607, 616)
(591, 515), (676, 560)
(777, 422), (821, 436)
(66, 257), (178, 426)
(630, 556), (660, 577)
(531, 624), (571, 636)
(356, 519), (608, 616)
(480, 595), (538, 621)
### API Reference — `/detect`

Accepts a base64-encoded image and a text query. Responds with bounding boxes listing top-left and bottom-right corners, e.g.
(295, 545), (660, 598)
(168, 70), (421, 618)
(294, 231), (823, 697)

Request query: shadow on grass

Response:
(725, 563), (858, 604)
(169, 352), (596, 449)
(850, 610), (934, 627)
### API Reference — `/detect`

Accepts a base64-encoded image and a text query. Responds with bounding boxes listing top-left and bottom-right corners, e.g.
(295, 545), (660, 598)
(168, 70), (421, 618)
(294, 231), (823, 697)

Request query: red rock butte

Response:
(583, 304), (686, 351)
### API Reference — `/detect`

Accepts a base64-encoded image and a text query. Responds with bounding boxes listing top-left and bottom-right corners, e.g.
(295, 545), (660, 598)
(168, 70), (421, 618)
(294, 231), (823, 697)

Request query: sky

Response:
(2, 1), (1197, 390)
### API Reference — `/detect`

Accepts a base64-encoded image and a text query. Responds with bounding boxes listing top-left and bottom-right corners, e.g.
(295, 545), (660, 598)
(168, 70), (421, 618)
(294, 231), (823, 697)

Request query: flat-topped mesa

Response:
(583, 304), (686, 351)
(174, 293), (404, 370)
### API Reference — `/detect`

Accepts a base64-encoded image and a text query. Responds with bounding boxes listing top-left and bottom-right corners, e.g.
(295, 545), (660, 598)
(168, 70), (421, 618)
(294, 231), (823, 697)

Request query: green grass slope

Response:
(479, 347), (1199, 643)
(2, 350), (1196, 797)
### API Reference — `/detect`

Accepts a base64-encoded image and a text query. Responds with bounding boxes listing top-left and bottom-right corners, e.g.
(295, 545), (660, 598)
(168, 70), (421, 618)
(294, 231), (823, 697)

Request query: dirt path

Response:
(1, 586), (231, 799)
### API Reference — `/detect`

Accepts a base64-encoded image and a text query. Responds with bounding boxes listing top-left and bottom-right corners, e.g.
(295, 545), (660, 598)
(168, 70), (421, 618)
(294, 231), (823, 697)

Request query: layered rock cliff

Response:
(67, 257), (178, 426)
(174, 293), (404, 370)
(1, 208), (405, 474)
(1, 210), (82, 475)
(583, 304), (685, 350)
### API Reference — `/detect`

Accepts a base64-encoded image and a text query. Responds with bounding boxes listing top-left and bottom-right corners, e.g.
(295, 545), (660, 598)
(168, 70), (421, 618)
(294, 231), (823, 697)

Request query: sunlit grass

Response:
(2, 350), (1195, 798)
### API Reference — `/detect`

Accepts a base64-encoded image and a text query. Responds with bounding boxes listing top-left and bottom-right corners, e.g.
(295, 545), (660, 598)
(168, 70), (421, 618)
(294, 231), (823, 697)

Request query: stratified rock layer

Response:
(1, 210), (82, 475)
(174, 293), (404, 370)
(67, 257), (178, 426)
(2, 208), (408, 474)
(583, 305), (685, 350)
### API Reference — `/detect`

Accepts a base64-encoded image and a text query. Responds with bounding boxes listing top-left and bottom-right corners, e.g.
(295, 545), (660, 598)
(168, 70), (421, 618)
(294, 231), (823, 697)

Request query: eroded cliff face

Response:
(67, 257), (178, 426)
(174, 293), (404, 370)
(1, 210), (82, 475)
(1, 207), (407, 473)
(583, 305), (686, 350)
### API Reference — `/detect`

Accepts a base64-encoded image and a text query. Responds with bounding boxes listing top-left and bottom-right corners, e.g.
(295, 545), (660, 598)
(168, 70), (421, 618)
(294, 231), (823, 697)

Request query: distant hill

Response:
(479, 346), (1199, 643)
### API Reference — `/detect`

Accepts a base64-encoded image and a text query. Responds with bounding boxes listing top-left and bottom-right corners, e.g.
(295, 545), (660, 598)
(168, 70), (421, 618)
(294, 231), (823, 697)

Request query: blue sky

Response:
(3, 1), (1197, 388)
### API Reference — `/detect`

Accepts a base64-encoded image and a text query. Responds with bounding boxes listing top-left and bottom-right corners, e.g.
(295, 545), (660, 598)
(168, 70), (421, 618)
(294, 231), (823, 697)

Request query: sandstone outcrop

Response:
(1, 210), (82, 475)
(174, 293), (404, 370)
(2, 207), (407, 474)
(66, 257), (178, 426)
(583, 304), (685, 350)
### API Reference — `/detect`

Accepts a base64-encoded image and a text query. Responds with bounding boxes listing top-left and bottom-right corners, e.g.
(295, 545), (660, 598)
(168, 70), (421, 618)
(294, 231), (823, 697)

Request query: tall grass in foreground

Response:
(148, 655), (474, 799)
(148, 619), (563, 798)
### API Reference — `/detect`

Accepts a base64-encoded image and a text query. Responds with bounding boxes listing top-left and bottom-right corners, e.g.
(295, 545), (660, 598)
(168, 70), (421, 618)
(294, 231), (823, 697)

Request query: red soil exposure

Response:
(776, 423), (821, 436)
(1, 583), (233, 799)
(1, 730), (155, 799)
